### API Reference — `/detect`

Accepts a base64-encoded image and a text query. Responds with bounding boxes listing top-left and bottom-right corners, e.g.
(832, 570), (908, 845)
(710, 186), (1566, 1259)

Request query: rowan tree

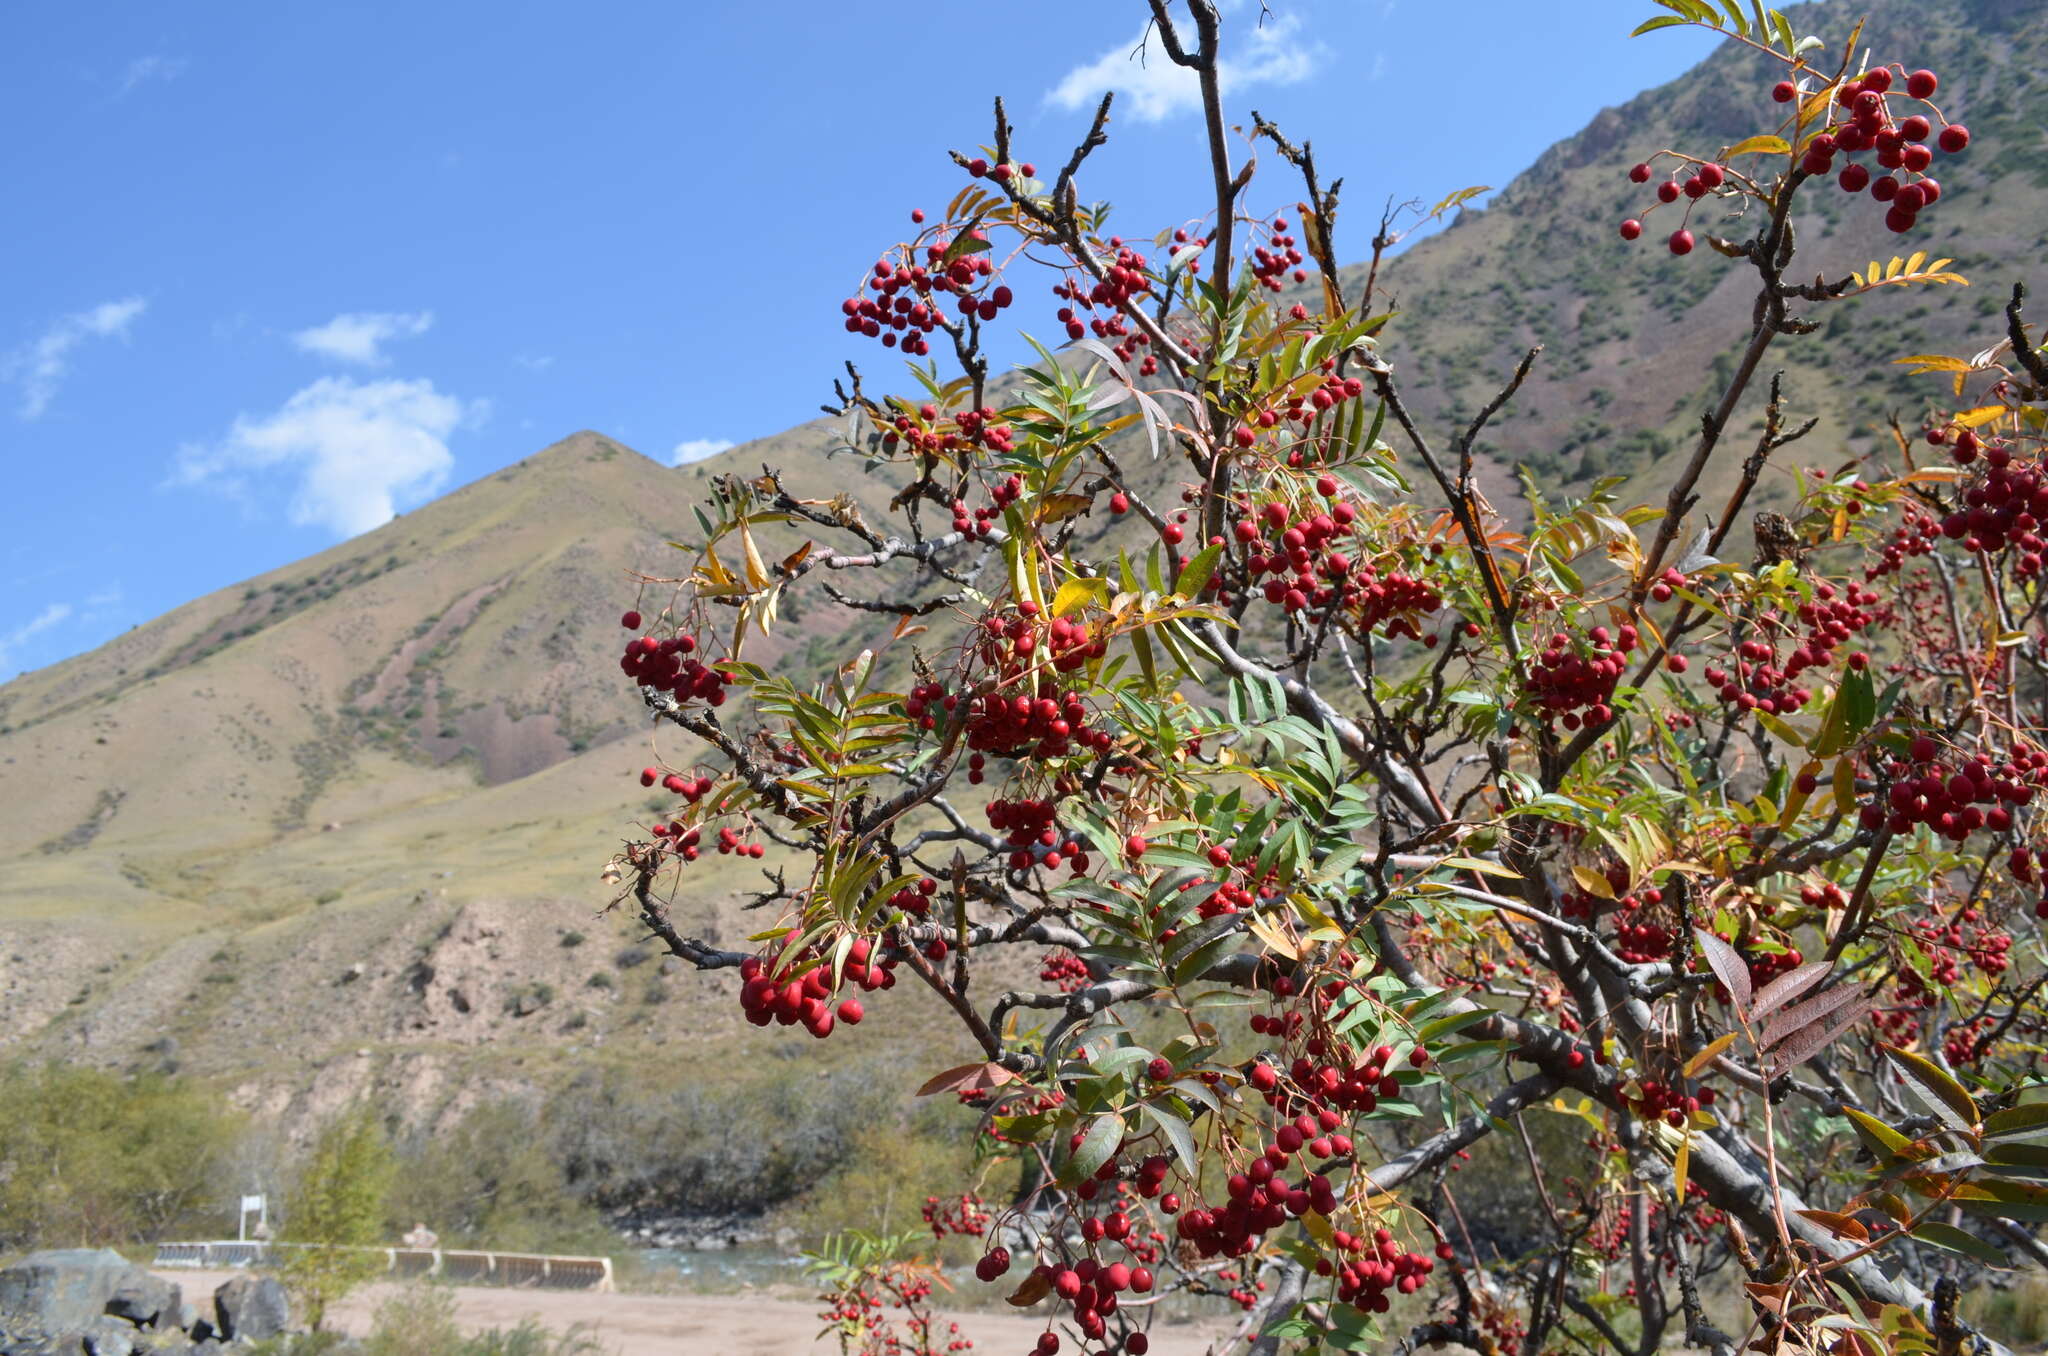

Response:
(603, 4), (2048, 1352)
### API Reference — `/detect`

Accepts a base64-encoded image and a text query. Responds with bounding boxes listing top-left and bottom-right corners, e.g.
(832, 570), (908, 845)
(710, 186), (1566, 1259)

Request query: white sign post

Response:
(238, 1194), (267, 1243)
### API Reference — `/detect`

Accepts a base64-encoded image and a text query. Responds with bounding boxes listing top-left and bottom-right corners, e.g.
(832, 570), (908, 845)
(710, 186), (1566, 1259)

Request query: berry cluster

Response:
(1248, 216), (1308, 291)
(1700, 584), (1879, 716)
(1626, 1078), (1718, 1130)
(1792, 65), (1967, 235)
(839, 223), (1012, 357)
(1038, 948), (1091, 993)
(1933, 437), (2048, 575)
(881, 403), (1017, 460)
(618, 619), (729, 707)
(1233, 492), (1443, 640)
(945, 472), (1023, 540)
(738, 944), (887, 1037)
(1858, 735), (2045, 841)
(1523, 626), (1639, 729)
(1620, 63), (1969, 252)
(985, 798), (1091, 875)
(921, 1191), (992, 1241)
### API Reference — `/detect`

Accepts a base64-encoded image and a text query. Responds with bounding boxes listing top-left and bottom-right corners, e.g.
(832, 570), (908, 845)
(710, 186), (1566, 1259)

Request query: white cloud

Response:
(512, 353), (555, 371)
(291, 311), (433, 367)
(670, 438), (735, 466)
(175, 376), (482, 538)
(1047, 13), (1321, 124)
(0, 602), (74, 678)
(118, 54), (187, 97)
(3, 297), (147, 420)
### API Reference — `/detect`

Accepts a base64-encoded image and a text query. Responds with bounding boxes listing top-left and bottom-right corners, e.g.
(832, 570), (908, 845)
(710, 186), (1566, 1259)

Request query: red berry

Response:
(1772, 80), (1796, 103)
(1125, 833), (1148, 859)
(1628, 162), (1652, 183)
(1619, 218), (1643, 241)
(1666, 654), (1688, 674)
(838, 998), (864, 1025)
(1668, 229), (1695, 256)
(1938, 124), (1969, 153)
(1110, 492), (1130, 514)
(621, 609), (642, 630)
(910, 208), (926, 223)
(1906, 69), (1938, 99)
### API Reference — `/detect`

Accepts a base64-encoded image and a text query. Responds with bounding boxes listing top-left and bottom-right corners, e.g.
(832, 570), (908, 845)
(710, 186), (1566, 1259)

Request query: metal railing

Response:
(151, 1242), (614, 1292)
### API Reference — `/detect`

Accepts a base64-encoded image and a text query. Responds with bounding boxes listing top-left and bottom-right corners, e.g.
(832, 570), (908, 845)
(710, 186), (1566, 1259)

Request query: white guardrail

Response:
(152, 1242), (614, 1292)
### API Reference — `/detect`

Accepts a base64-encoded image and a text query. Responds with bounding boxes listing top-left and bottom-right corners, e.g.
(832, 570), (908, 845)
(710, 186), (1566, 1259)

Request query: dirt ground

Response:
(156, 1269), (1237, 1355)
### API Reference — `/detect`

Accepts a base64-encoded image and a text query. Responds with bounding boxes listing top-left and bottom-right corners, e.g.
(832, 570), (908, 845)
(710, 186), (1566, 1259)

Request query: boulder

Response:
(80, 1317), (136, 1356)
(105, 1273), (179, 1330)
(209, 1276), (287, 1343)
(0, 1250), (143, 1337)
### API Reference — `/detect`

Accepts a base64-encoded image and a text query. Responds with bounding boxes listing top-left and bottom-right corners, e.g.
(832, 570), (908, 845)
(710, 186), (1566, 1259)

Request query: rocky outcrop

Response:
(0, 1252), (306, 1355)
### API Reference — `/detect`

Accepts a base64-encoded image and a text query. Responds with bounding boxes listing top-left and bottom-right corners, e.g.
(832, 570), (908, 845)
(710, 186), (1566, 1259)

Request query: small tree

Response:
(597, 3), (2044, 1353)
(281, 1104), (396, 1330)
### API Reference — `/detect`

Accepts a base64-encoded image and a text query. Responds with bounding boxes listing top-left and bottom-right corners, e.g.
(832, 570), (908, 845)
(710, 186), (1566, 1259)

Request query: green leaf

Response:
(1843, 1107), (1912, 1160)
(1910, 1220), (2007, 1267)
(1881, 1044), (1980, 1132)
(1630, 14), (1690, 34)
(1066, 1112), (1124, 1183)
(1141, 1104), (1199, 1175)
(1987, 1102), (2048, 1140)
(1417, 1009), (1495, 1043)
(1174, 542), (1223, 600)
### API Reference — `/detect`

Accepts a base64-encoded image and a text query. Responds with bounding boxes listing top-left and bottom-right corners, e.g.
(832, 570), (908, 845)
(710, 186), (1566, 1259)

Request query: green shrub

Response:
(0, 1061), (243, 1250)
(280, 1104), (396, 1330)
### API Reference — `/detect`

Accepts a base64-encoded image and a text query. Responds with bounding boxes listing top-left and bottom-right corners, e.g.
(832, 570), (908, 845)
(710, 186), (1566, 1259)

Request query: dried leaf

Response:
(1694, 929), (1752, 1014)
(917, 1062), (1017, 1097)
(1749, 960), (1831, 1022)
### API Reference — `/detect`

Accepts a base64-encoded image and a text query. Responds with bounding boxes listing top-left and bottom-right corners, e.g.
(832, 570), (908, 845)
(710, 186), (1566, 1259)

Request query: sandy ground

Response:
(156, 1269), (1235, 1355)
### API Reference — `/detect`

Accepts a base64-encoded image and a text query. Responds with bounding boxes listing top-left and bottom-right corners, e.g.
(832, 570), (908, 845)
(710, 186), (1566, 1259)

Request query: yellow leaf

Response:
(1892, 354), (1973, 374)
(738, 520), (771, 590)
(1684, 1032), (1738, 1078)
(1247, 912), (1303, 960)
(1051, 576), (1110, 618)
(1673, 1134), (1690, 1204)
(1724, 134), (1790, 157)
(1441, 855), (1522, 879)
(1953, 405), (2008, 429)
(1570, 865), (1615, 900)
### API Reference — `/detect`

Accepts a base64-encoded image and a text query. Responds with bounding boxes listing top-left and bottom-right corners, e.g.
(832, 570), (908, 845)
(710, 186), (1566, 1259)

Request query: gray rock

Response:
(106, 1273), (179, 1330)
(81, 1317), (136, 1356)
(173, 1306), (197, 1336)
(208, 1277), (287, 1343)
(0, 1250), (142, 1336)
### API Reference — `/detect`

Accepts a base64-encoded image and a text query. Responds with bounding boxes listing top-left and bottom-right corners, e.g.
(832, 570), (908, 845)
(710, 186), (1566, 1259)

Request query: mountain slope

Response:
(3, 0), (2044, 1137)
(1365, 0), (2047, 511)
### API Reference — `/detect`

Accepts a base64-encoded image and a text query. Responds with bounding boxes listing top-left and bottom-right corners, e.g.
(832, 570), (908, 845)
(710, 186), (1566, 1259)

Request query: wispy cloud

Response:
(670, 438), (734, 466)
(117, 54), (188, 97)
(291, 311), (434, 367)
(2, 297), (147, 420)
(175, 376), (484, 538)
(0, 602), (74, 679)
(1047, 13), (1322, 124)
(512, 353), (555, 371)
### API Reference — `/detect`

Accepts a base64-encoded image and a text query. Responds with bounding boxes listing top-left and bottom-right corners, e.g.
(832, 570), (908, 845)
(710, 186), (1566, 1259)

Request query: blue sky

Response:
(0, 1), (1720, 680)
